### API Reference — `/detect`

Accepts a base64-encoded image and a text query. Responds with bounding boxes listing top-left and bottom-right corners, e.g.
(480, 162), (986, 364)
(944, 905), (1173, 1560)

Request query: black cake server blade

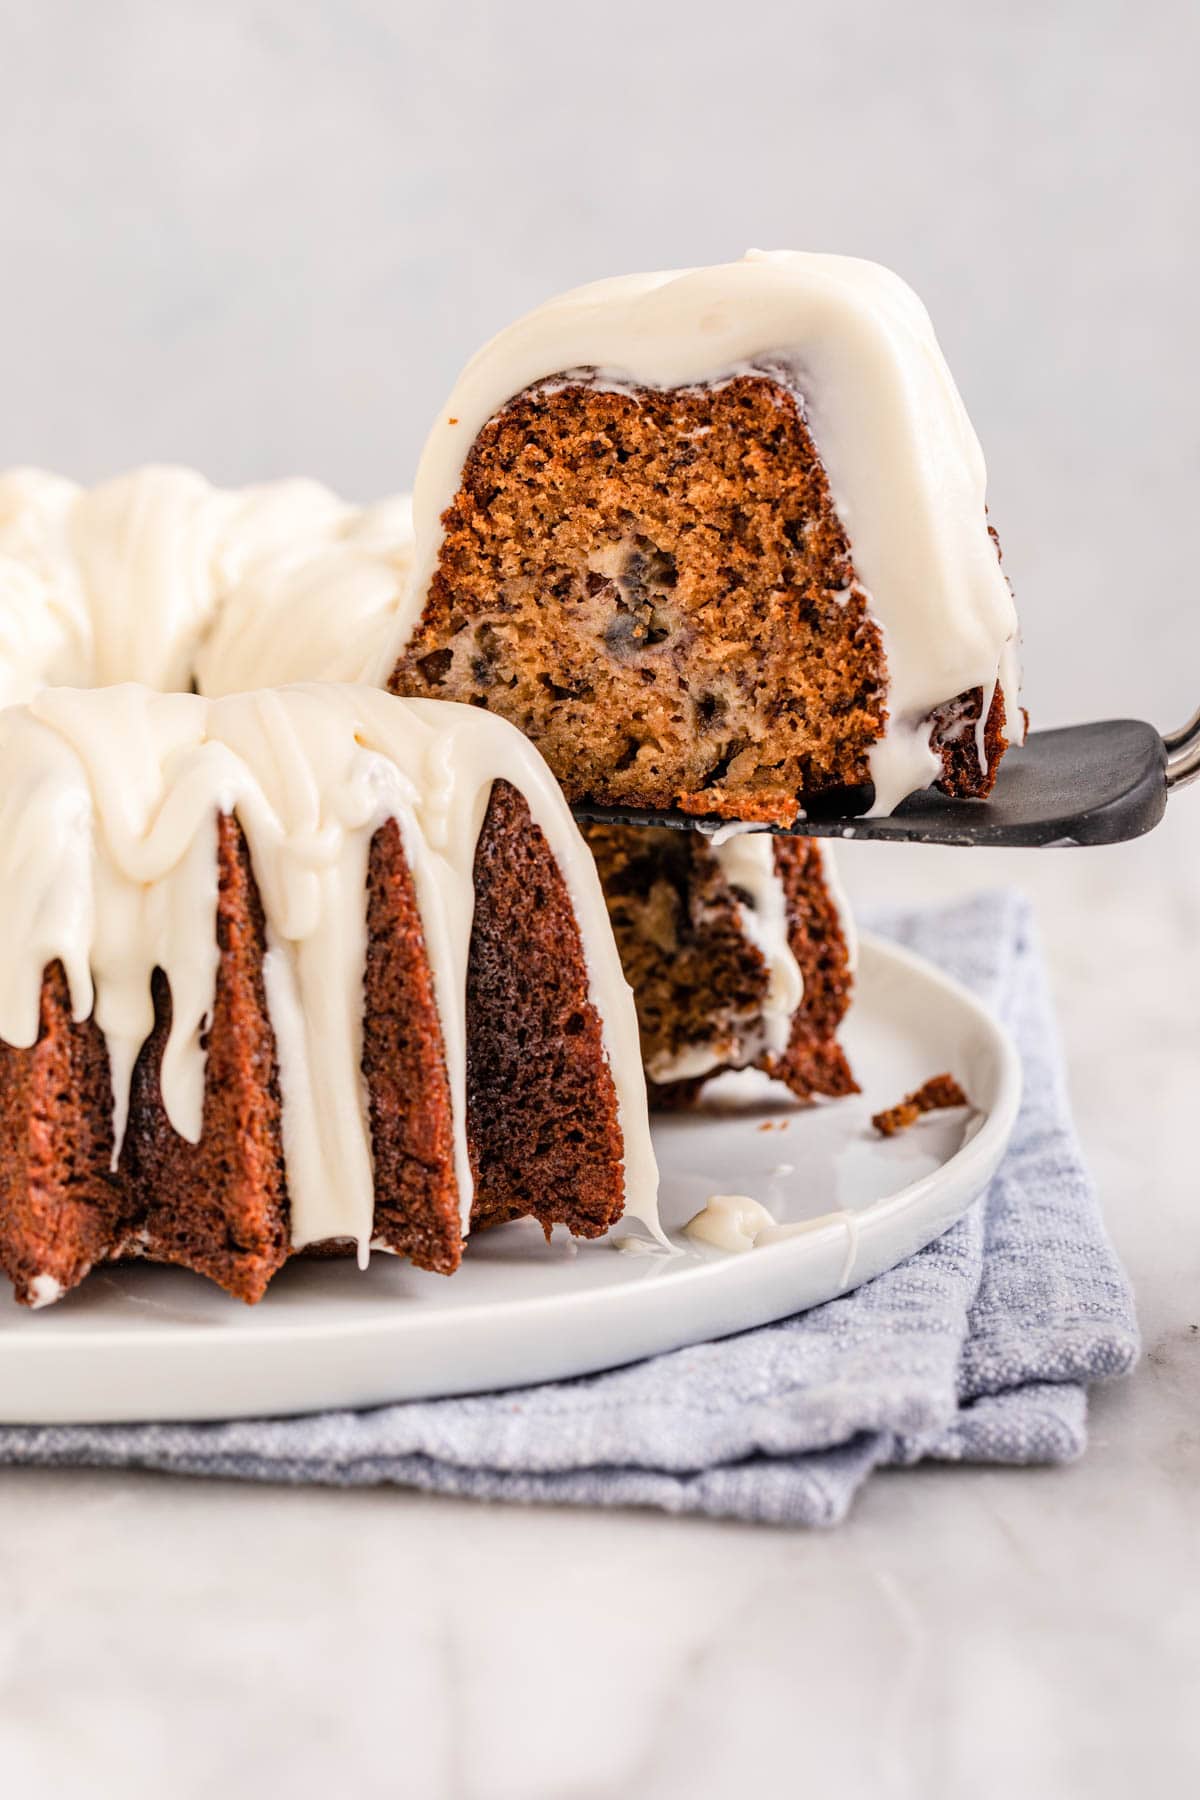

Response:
(572, 708), (1198, 849)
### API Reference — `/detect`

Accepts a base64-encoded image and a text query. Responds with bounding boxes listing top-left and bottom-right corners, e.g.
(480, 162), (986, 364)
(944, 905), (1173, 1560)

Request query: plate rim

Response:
(0, 931), (1022, 1421)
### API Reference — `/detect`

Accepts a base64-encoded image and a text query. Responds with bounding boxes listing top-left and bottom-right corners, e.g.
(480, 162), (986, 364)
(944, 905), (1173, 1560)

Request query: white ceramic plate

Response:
(0, 933), (1020, 1424)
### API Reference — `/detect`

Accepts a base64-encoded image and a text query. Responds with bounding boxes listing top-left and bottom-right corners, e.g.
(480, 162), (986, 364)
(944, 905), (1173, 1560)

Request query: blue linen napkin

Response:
(0, 890), (1138, 1526)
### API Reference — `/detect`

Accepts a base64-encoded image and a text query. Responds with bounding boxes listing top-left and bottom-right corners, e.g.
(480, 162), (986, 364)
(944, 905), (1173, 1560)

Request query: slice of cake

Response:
(584, 825), (857, 1105)
(384, 250), (1022, 824)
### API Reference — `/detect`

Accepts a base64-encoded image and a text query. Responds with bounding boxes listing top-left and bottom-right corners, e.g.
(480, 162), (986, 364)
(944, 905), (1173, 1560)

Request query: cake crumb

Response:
(872, 1073), (969, 1137)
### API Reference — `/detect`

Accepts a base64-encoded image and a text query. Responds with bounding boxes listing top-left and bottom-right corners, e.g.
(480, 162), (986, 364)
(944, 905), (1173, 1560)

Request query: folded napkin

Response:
(0, 890), (1139, 1526)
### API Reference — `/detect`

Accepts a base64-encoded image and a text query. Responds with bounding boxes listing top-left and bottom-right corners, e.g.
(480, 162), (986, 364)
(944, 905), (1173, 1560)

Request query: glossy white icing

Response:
(612, 1233), (669, 1257)
(817, 840), (859, 975)
(195, 494), (416, 697)
(645, 1040), (729, 1086)
(27, 1273), (64, 1309)
(0, 466), (416, 705)
(712, 833), (804, 1049)
(381, 249), (1021, 814)
(0, 684), (659, 1260)
(0, 469), (95, 702)
(684, 1193), (861, 1286)
(683, 1194), (777, 1252)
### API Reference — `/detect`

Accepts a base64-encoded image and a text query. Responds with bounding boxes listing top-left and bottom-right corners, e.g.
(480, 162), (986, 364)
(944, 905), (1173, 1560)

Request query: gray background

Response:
(2, 0), (1196, 733)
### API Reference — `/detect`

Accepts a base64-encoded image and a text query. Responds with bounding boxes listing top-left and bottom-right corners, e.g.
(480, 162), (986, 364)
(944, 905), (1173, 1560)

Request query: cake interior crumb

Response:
(871, 1073), (970, 1137)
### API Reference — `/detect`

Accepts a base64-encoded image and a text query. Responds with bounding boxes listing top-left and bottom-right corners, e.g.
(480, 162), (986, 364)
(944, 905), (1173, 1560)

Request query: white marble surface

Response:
(0, 815), (1195, 1797)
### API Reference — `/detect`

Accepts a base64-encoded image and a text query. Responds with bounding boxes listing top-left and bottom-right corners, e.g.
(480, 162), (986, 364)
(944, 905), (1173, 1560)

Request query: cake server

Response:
(573, 705), (1199, 848)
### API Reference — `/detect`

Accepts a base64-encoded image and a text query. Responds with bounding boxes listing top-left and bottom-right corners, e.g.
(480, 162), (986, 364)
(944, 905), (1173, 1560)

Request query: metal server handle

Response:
(1164, 705), (1200, 790)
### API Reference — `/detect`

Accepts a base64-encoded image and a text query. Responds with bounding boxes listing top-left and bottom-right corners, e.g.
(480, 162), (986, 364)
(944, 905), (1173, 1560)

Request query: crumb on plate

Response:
(872, 1073), (970, 1137)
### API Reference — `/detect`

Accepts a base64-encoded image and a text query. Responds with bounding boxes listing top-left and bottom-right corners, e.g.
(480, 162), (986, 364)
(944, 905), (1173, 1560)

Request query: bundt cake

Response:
(0, 456), (859, 1119)
(583, 825), (857, 1106)
(0, 683), (658, 1308)
(382, 250), (1023, 824)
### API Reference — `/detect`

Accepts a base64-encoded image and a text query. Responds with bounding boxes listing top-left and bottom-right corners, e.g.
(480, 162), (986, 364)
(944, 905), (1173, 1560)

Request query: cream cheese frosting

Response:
(684, 1193), (861, 1286)
(0, 466), (416, 706)
(378, 249), (1022, 815)
(0, 683), (660, 1259)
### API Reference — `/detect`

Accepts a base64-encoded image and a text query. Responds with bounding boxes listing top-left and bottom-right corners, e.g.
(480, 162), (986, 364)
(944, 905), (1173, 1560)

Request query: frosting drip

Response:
(683, 1194), (778, 1252)
(711, 832), (804, 1052)
(684, 1193), (861, 1287)
(0, 684), (659, 1258)
(382, 249), (1021, 814)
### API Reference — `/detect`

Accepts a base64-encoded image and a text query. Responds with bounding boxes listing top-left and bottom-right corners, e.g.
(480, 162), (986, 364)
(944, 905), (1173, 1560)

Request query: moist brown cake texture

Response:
(361, 816), (463, 1276)
(871, 1073), (970, 1137)
(468, 779), (626, 1239)
(0, 960), (121, 1308)
(391, 375), (1009, 824)
(583, 823), (857, 1108)
(0, 782), (625, 1307)
(119, 813), (291, 1301)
